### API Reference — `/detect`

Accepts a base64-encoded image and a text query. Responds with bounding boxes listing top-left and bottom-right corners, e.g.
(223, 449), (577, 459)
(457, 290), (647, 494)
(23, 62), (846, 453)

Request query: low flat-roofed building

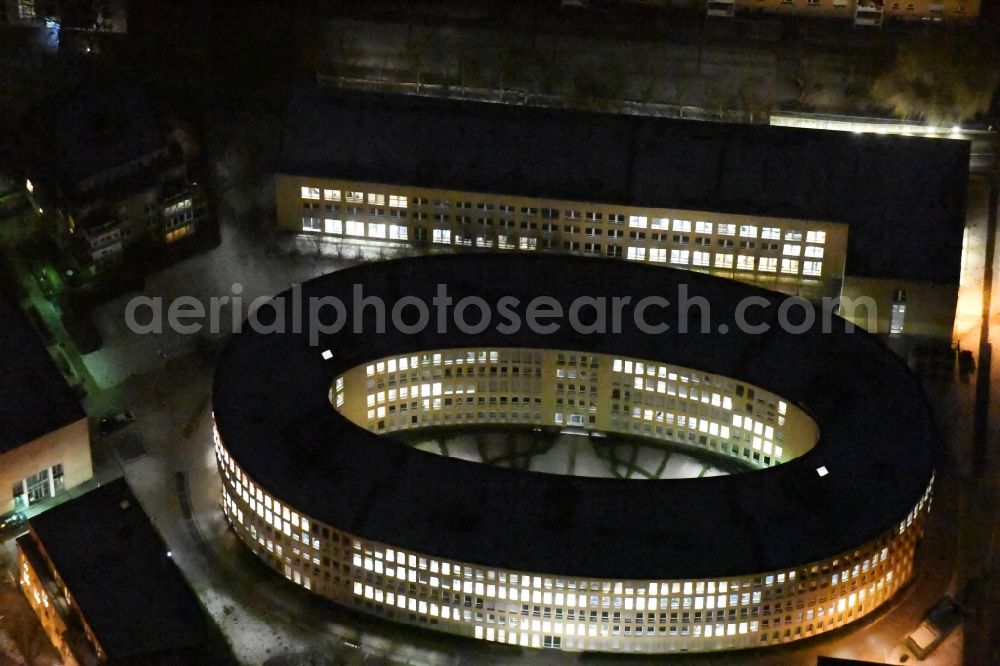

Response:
(276, 89), (969, 345)
(16, 477), (210, 665)
(0, 293), (91, 516)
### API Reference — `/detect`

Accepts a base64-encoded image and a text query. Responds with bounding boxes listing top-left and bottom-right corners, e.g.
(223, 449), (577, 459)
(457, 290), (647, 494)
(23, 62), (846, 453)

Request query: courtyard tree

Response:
(871, 31), (1000, 124)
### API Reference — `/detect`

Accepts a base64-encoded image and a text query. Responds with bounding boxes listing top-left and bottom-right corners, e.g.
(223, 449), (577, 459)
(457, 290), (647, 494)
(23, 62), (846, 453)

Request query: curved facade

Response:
(212, 254), (936, 653)
(333, 348), (820, 471)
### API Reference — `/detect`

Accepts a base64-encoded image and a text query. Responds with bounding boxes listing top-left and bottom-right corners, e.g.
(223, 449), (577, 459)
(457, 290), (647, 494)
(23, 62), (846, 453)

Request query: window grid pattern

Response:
(290, 180), (841, 297)
(216, 422), (933, 653)
(333, 349), (817, 470)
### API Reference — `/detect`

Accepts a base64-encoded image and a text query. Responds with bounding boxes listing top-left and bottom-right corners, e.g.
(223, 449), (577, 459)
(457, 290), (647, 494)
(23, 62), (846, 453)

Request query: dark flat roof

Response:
(213, 253), (936, 580)
(280, 90), (969, 285)
(0, 294), (84, 455)
(25, 478), (207, 659)
(28, 84), (167, 191)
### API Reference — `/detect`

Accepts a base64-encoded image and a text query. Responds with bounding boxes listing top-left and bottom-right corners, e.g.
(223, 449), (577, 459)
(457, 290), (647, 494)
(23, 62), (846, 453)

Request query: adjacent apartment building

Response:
(607, 0), (979, 25)
(16, 478), (211, 665)
(3, 0), (127, 32)
(22, 84), (208, 275)
(275, 90), (969, 348)
(0, 293), (92, 517)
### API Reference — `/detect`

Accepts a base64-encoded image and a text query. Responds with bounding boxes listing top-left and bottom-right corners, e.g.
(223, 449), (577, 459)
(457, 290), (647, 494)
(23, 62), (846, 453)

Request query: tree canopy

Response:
(871, 31), (1000, 125)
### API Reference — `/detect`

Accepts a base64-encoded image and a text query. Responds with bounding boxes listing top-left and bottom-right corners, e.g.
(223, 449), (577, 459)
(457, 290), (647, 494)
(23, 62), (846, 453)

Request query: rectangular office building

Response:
(0, 294), (91, 517)
(276, 90), (968, 344)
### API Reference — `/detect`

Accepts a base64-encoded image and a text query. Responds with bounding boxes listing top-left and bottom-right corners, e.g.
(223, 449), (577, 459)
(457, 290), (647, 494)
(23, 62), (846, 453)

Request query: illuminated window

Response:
(736, 255), (755, 271)
(717, 224), (736, 236)
(367, 193), (385, 206)
(164, 198), (193, 216)
(325, 218), (342, 234)
(300, 187), (320, 200)
(301, 217), (322, 232)
(890, 290), (906, 335)
(739, 225), (757, 238)
(627, 247), (646, 261)
(804, 245), (824, 258)
(781, 259), (799, 275)
(783, 244), (801, 256)
(806, 230), (826, 244)
(368, 223), (387, 239)
(759, 257), (777, 272)
(165, 225), (194, 243)
(670, 249), (689, 265)
(433, 229), (451, 244)
(323, 189), (341, 201)
(692, 251), (710, 267)
(714, 253), (734, 269)
(693, 220), (712, 234)
(389, 194), (408, 208)
(25, 469), (50, 505)
(651, 217), (669, 230)
(346, 190), (364, 203)
(803, 261), (822, 276)
(628, 215), (648, 228)
(761, 227), (780, 240)
(673, 219), (692, 232)
(519, 237), (537, 250)
(649, 248), (667, 263)
(345, 220), (365, 237)
(389, 224), (408, 240)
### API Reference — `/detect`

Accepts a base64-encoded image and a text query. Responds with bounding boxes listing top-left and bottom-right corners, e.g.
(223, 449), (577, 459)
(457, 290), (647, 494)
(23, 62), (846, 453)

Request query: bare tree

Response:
(738, 74), (774, 122)
(403, 28), (432, 89)
(456, 47), (486, 93)
(325, 30), (361, 79)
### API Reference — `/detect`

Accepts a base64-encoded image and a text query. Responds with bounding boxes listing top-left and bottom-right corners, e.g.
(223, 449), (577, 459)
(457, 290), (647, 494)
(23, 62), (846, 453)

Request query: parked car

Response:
(906, 596), (963, 660)
(99, 410), (135, 436)
(0, 511), (27, 536)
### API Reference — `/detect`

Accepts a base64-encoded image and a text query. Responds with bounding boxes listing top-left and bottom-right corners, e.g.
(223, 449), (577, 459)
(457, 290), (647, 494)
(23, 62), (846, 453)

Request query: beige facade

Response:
(277, 173), (960, 344)
(719, 0), (976, 22)
(880, 0), (978, 21)
(334, 348), (819, 470)
(216, 345), (932, 653)
(841, 277), (960, 340)
(1, 419), (92, 516)
(613, 0), (980, 23)
(276, 174), (848, 302)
